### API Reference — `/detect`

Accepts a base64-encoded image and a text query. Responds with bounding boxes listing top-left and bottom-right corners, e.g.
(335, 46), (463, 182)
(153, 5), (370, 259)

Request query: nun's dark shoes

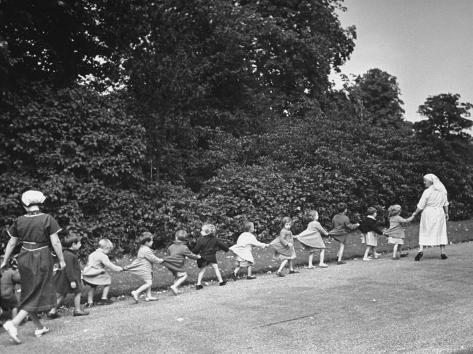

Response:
(414, 252), (423, 261)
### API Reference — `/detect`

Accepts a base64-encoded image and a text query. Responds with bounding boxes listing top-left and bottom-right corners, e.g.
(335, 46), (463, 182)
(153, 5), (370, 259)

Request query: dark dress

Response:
(192, 235), (229, 268)
(8, 213), (61, 312)
(53, 248), (82, 296)
(162, 241), (200, 275)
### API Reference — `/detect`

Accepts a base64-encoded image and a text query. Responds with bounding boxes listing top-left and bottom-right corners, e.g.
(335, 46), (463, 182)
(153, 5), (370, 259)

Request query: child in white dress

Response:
(295, 210), (329, 268)
(230, 222), (268, 280)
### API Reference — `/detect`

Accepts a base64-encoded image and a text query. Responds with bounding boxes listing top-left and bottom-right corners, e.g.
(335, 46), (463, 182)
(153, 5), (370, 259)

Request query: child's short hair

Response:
(63, 234), (81, 248)
(388, 205), (402, 217)
(366, 207), (377, 216)
(98, 238), (114, 250)
(243, 221), (254, 232)
(138, 232), (153, 245)
(281, 216), (292, 228)
(175, 230), (188, 241)
(201, 224), (216, 236)
(305, 210), (319, 221)
(337, 203), (347, 213)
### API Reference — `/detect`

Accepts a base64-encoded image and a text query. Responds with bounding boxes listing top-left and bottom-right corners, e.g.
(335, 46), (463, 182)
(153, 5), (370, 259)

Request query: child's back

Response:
(0, 269), (20, 301)
(193, 234), (229, 261)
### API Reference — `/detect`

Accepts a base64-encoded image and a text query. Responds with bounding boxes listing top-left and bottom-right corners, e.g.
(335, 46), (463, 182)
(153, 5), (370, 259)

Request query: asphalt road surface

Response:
(2, 242), (473, 353)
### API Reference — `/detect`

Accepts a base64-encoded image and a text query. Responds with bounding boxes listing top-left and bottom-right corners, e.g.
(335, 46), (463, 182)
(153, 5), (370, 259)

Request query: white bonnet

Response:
(21, 190), (46, 207)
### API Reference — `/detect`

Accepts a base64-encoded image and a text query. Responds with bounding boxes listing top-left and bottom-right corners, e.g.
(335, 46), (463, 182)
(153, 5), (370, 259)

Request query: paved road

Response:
(2, 243), (473, 353)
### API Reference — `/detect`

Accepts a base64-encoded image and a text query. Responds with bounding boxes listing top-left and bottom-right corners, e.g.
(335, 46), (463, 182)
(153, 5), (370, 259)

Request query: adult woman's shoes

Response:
(414, 252), (423, 261)
(441, 254), (448, 260)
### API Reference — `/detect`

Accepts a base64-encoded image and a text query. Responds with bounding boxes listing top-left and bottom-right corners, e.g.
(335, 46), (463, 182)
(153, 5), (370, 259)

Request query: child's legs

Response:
(363, 246), (371, 259)
(197, 268), (206, 285)
(371, 246), (377, 257)
(393, 244), (399, 257)
(247, 266), (253, 276)
(418, 244), (424, 252)
(87, 287), (95, 304)
(211, 263), (223, 282)
(288, 259), (294, 271)
(277, 259), (288, 273)
(50, 294), (64, 313)
(135, 281), (152, 296)
(337, 243), (345, 261)
(319, 249), (325, 264)
(11, 307), (18, 318)
(29, 312), (44, 329)
(173, 273), (188, 289)
(11, 309), (29, 327)
(233, 265), (241, 275)
(73, 293), (82, 311)
(101, 285), (110, 299)
(308, 253), (314, 266)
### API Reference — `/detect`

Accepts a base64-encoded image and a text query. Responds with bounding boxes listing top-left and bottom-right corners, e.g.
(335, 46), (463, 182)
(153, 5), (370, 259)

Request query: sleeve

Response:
(100, 253), (122, 272)
(143, 248), (163, 264)
(182, 246), (200, 260)
(373, 222), (385, 235)
(7, 220), (19, 239)
(314, 222), (329, 236)
(216, 239), (229, 252)
(344, 217), (359, 231)
(64, 253), (76, 282)
(397, 216), (410, 224)
(192, 239), (202, 254)
(45, 214), (62, 236)
(417, 189), (429, 210)
(247, 234), (266, 247)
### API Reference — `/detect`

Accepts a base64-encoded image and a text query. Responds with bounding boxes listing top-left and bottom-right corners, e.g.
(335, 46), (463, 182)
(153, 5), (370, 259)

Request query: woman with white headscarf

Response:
(411, 174), (449, 261)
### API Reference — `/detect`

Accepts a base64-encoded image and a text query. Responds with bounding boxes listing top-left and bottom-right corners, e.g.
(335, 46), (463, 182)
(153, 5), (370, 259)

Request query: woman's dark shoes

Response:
(400, 253), (409, 258)
(288, 270), (300, 274)
(47, 312), (60, 319)
(414, 252), (423, 261)
(441, 254), (448, 260)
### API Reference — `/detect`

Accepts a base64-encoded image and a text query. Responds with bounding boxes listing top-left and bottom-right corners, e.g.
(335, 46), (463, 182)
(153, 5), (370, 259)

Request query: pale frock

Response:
(230, 232), (267, 265)
(417, 186), (449, 246)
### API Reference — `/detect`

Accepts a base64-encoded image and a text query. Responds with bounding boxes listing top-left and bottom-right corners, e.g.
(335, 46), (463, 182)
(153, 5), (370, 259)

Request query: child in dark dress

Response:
(359, 207), (386, 261)
(48, 234), (88, 318)
(162, 230), (201, 295)
(192, 224), (229, 289)
(0, 257), (20, 319)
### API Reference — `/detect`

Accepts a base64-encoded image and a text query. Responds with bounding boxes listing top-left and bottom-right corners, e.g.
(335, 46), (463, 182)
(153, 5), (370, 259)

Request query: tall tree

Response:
(415, 93), (473, 140)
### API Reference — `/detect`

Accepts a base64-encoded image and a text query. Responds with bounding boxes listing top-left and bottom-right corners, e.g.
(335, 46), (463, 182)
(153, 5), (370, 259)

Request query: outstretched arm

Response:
(0, 236), (18, 269)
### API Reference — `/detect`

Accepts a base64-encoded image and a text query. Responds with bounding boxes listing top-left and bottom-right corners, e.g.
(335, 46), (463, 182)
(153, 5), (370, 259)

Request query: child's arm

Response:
(248, 234), (268, 248)
(182, 246), (201, 260)
(143, 248), (164, 265)
(191, 239), (202, 254)
(216, 239), (230, 252)
(101, 254), (123, 272)
(344, 217), (359, 230)
(314, 222), (329, 236)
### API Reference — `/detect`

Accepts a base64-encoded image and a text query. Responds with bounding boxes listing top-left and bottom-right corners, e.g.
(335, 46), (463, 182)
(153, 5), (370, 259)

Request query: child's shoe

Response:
(73, 310), (89, 317)
(363, 257), (372, 261)
(441, 254), (448, 260)
(196, 284), (203, 290)
(288, 270), (299, 274)
(3, 320), (21, 344)
(170, 286), (179, 295)
(318, 263), (328, 268)
(219, 281), (227, 286)
(336, 260), (346, 265)
(232, 272), (238, 281)
(97, 298), (113, 305)
(131, 290), (139, 303)
(34, 327), (50, 338)
(305, 265), (315, 269)
(85, 302), (94, 308)
(145, 296), (159, 302)
(374, 252), (381, 259)
(276, 271), (285, 277)
(414, 252), (423, 261)
(246, 275), (257, 280)
(47, 311), (60, 319)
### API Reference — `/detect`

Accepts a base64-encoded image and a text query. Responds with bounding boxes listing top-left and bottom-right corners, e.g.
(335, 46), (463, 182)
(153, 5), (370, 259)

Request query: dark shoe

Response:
(97, 298), (113, 305)
(414, 252), (423, 261)
(196, 284), (203, 290)
(288, 270), (299, 274)
(47, 312), (60, 319)
(276, 271), (285, 277)
(73, 310), (89, 317)
(246, 275), (256, 280)
(400, 253), (409, 258)
(232, 273), (238, 281)
(336, 261), (346, 265)
(219, 281), (227, 286)
(441, 254), (448, 260)
(85, 302), (94, 308)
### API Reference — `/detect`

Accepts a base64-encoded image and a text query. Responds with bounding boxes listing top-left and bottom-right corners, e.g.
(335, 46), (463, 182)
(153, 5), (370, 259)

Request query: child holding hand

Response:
(82, 238), (124, 307)
(384, 205), (414, 259)
(230, 221), (269, 280)
(359, 207), (386, 261)
(125, 232), (164, 302)
(295, 210), (329, 268)
(0, 257), (20, 319)
(270, 217), (298, 277)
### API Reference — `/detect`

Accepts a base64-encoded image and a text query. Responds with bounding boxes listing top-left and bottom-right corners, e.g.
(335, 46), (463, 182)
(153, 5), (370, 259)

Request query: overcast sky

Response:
(331, 0), (473, 122)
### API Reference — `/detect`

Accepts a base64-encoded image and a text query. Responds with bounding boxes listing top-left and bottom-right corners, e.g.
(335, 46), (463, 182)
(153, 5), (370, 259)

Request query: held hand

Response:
(70, 281), (77, 289)
(287, 243), (293, 247)
(59, 260), (66, 270)
(0, 261), (7, 270)
(445, 213), (449, 221)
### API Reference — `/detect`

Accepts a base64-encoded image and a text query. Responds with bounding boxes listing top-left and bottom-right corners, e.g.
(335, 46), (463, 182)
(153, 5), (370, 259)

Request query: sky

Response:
(331, 0), (473, 122)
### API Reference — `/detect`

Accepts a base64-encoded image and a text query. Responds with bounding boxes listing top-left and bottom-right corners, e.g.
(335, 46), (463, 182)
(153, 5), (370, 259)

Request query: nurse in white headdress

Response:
(411, 174), (449, 261)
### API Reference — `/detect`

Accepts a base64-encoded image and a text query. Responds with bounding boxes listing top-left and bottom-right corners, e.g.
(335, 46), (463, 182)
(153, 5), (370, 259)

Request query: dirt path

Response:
(2, 242), (473, 353)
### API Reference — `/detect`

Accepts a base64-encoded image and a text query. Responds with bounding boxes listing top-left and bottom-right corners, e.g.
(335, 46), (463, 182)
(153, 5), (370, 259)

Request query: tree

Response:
(415, 93), (473, 140)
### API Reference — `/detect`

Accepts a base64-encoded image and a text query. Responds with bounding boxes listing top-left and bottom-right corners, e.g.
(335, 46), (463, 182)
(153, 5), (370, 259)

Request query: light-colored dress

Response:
(82, 248), (122, 286)
(270, 229), (296, 260)
(230, 232), (267, 266)
(417, 186), (448, 246)
(385, 215), (410, 245)
(296, 221), (328, 251)
(124, 245), (162, 282)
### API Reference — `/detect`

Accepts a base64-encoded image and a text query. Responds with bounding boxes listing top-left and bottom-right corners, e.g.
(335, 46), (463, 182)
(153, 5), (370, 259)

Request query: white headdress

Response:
(21, 190), (46, 207)
(423, 174), (447, 195)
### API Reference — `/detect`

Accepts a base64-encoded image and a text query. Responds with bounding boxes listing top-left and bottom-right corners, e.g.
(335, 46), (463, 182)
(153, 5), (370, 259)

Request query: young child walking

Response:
(48, 234), (88, 318)
(328, 203), (360, 264)
(270, 217), (298, 277)
(230, 221), (268, 280)
(294, 210), (329, 268)
(359, 207), (386, 261)
(124, 232), (164, 303)
(0, 257), (20, 319)
(162, 230), (201, 295)
(384, 205), (414, 259)
(192, 224), (229, 289)
(82, 239), (124, 307)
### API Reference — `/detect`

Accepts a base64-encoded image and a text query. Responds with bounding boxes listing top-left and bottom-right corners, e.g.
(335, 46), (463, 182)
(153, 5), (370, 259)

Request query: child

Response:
(270, 217), (298, 277)
(328, 203), (360, 265)
(359, 207), (386, 261)
(0, 257), (20, 319)
(192, 224), (229, 289)
(384, 205), (414, 259)
(48, 234), (88, 318)
(125, 232), (164, 302)
(230, 221), (268, 280)
(82, 239), (124, 306)
(162, 230), (201, 295)
(294, 210), (329, 268)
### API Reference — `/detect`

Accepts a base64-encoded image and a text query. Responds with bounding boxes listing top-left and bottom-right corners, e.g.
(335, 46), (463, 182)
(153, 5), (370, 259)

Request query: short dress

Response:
(125, 245), (163, 282)
(162, 242), (200, 277)
(53, 248), (82, 295)
(82, 248), (122, 286)
(296, 221), (328, 252)
(328, 213), (358, 244)
(7, 212), (61, 312)
(385, 215), (410, 245)
(230, 232), (267, 267)
(361, 232), (378, 247)
(270, 229), (296, 260)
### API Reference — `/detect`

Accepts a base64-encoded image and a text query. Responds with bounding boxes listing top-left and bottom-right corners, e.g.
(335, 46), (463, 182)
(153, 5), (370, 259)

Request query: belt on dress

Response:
(22, 241), (50, 251)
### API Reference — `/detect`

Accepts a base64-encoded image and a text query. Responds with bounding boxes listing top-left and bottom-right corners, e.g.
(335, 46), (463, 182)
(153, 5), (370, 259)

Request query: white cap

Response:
(21, 190), (46, 207)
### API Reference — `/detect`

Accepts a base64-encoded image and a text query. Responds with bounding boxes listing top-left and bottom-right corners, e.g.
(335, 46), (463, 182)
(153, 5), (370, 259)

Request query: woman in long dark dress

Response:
(1, 190), (65, 344)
